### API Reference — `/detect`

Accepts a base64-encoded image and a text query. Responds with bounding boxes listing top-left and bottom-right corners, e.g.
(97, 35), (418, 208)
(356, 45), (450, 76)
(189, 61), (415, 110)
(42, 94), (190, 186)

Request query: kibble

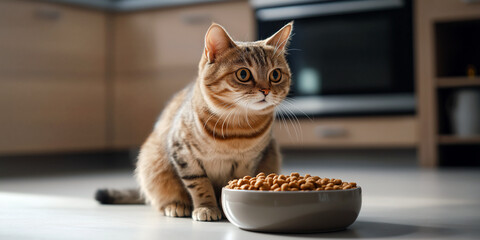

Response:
(225, 172), (358, 191)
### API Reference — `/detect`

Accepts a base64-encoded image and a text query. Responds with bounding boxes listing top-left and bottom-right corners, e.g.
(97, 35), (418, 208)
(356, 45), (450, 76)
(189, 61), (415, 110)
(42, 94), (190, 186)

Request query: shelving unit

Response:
(416, 0), (480, 167)
(437, 77), (480, 88)
(438, 135), (480, 145)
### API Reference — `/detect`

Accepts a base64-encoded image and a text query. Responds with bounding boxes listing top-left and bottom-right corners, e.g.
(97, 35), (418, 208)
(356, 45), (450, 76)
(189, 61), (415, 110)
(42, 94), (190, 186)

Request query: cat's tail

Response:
(94, 188), (145, 204)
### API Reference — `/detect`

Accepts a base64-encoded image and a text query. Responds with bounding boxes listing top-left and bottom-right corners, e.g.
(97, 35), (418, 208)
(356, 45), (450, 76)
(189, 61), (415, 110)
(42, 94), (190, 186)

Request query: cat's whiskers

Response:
(224, 108), (237, 135)
(278, 107), (299, 141)
(282, 98), (313, 121)
(275, 32), (296, 58)
(245, 101), (255, 130)
(281, 105), (302, 141)
(235, 98), (254, 130)
(276, 108), (292, 139)
(211, 97), (246, 140)
(235, 107), (241, 128)
(274, 36), (291, 58)
(228, 99), (251, 128)
(281, 98), (311, 141)
(221, 97), (257, 139)
(274, 97), (304, 141)
(212, 107), (232, 141)
(202, 99), (237, 131)
(209, 94), (270, 140)
(221, 106), (239, 138)
(272, 34), (282, 57)
(284, 48), (301, 55)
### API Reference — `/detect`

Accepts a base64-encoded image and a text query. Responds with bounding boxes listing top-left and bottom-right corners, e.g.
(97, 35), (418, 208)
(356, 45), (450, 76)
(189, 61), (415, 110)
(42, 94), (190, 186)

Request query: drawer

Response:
(273, 116), (418, 148)
(0, 0), (106, 77)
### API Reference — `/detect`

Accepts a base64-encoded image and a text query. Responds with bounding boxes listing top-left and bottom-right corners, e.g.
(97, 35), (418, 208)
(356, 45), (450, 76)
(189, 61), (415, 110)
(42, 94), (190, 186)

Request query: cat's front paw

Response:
(163, 202), (191, 217)
(192, 206), (222, 221)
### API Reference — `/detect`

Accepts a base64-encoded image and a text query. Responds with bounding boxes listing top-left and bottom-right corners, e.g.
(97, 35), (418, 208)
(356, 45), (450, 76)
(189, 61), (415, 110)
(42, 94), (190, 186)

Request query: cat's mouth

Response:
(256, 99), (272, 106)
(242, 98), (274, 110)
(254, 99), (272, 108)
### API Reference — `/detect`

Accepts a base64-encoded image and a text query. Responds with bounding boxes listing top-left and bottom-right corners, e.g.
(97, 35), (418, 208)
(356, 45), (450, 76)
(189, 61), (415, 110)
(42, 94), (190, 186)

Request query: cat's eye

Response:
(269, 69), (282, 83)
(236, 68), (251, 82)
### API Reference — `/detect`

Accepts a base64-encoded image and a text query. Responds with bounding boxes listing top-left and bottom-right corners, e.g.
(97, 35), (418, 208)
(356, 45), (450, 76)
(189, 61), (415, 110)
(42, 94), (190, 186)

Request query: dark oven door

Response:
(256, 0), (414, 97)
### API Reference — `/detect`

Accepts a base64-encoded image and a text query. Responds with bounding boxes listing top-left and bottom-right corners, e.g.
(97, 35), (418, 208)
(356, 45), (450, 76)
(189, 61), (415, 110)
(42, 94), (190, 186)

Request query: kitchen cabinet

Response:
(2, 0), (416, 155)
(274, 116), (418, 148)
(0, 0), (254, 154)
(0, 0), (107, 153)
(415, 0), (480, 166)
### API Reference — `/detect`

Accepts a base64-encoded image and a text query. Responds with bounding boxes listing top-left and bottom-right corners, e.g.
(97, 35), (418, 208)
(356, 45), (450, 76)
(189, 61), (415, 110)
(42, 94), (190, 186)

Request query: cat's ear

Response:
(204, 23), (236, 63)
(265, 21), (293, 52)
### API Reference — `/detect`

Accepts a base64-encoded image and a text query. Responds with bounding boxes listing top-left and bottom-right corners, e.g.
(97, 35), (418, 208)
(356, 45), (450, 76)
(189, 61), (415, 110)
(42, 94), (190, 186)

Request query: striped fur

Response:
(134, 23), (292, 221)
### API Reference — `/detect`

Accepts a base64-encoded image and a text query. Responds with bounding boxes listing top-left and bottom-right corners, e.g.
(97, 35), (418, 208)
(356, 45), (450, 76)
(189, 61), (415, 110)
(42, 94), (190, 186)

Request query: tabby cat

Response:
(96, 22), (293, 221)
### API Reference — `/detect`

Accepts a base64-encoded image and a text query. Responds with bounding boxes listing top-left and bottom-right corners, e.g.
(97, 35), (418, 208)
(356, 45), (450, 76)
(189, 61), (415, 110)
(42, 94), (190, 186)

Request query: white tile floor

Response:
(1, 151), (480, 239)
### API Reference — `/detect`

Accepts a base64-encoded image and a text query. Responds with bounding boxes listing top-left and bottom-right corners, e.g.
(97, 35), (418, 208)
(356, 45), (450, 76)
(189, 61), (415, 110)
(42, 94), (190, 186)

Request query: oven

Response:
(253, 0), (415, 116)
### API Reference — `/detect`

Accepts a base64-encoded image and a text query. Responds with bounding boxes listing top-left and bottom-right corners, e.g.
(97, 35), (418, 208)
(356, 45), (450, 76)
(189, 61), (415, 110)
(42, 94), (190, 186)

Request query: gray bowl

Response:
(222, 187), (362, 233)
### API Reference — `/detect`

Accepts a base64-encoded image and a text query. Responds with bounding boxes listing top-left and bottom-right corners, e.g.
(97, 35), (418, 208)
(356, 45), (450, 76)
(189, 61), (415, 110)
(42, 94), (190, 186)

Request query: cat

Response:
(95, 22), (293, 221)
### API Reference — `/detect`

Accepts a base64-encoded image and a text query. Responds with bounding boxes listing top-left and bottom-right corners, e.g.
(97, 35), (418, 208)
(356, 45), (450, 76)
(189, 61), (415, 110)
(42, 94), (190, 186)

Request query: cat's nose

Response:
(259, 88), (270, 96)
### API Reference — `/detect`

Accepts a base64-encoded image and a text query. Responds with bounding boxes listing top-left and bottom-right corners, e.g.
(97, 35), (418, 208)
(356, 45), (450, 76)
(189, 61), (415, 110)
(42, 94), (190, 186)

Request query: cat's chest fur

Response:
(168, 103), (269, 189)
(201, 153), (257, 190)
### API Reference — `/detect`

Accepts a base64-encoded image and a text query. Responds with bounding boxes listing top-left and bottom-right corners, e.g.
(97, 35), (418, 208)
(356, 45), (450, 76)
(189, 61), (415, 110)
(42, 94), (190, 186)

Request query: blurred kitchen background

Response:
(1, 0), (480, 179)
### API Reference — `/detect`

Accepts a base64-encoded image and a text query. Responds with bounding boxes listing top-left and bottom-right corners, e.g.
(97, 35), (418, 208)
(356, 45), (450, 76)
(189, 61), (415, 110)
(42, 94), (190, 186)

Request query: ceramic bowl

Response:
(222, 187), (362, 233)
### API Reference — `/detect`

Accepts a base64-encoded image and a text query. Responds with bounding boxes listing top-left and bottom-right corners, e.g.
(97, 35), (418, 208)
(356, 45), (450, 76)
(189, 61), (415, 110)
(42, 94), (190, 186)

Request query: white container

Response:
(450, 89), (480, 137)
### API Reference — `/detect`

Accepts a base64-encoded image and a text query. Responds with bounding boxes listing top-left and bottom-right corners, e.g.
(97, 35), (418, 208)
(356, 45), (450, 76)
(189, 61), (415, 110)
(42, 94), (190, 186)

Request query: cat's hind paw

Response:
(192, 207), (222, 221)
(163, 202), (191, 217)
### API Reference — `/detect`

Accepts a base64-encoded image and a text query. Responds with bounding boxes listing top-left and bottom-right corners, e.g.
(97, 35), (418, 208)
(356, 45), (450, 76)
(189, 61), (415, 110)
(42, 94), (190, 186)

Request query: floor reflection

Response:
(225, 221), (455, 239)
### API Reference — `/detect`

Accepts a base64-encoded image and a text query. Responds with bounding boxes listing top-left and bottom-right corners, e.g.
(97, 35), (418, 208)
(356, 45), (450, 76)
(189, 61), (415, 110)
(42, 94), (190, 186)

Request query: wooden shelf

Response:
(438, 135), (480, 145)
(437, 77), (480, 88)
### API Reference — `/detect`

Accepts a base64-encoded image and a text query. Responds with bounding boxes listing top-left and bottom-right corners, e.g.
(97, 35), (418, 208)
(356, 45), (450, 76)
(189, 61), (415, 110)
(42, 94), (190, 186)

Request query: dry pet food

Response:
(225, 172), (357, 191)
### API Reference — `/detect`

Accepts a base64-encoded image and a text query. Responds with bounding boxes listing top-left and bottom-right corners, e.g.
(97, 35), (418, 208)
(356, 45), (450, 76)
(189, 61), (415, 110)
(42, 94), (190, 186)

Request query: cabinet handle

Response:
(181, 14), (212, 25)
(315, 126), (348, 138)
(34, 8), (62, 21)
